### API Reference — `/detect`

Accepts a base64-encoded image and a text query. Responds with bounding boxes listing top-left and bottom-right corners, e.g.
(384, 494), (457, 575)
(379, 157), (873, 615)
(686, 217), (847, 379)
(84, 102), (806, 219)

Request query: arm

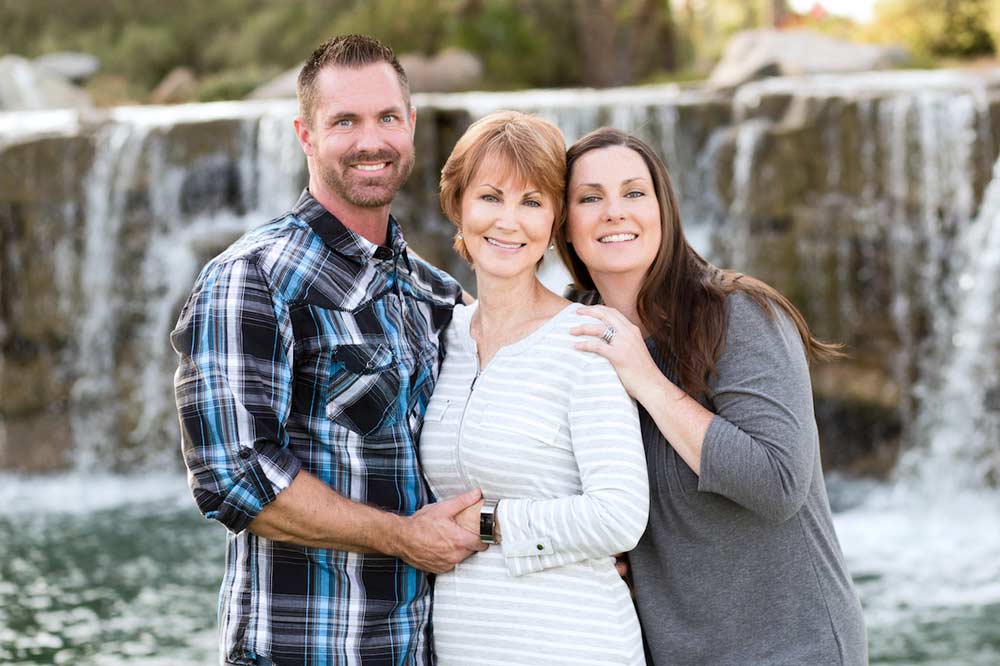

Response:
(489, 353), (650, 577)
(172, 258), (484, 572)
(251, 472), (485, 572)
(574, 296), (817, 524)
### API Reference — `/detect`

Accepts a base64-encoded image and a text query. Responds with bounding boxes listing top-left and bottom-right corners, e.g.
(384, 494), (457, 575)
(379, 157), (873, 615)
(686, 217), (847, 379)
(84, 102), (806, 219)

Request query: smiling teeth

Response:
(485, 237), (523, 249)
(599, 233), (637, 243)
(355, 163), (387, 171)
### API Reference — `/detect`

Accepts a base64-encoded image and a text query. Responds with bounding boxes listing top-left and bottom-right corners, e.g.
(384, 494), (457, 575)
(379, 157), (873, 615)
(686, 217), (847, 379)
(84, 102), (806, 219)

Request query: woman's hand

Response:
(571, 305), (664, 403)
(455, 499), (482, 534)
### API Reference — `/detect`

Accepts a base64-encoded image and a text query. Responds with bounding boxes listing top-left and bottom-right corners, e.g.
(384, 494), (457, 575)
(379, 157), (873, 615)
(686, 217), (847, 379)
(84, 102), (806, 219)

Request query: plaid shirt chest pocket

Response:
(327, 342), (401, 435)
(290, 301), (402, 438)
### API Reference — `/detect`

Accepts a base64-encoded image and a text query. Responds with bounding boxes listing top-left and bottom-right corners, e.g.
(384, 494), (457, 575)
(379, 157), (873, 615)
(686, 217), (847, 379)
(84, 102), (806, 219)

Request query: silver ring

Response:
(600, 325), (616, 345)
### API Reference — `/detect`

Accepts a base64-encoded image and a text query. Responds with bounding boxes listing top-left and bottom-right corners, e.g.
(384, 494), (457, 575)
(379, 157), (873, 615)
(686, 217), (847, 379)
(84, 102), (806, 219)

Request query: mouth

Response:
(352, 162), (391, 172)
(485, 237), (526, 250)
(598, 233), (638, 244)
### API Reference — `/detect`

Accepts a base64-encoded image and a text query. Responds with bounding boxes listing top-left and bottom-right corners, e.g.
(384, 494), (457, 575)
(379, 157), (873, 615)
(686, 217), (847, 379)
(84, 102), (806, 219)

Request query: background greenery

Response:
(1, 0), (997, 103)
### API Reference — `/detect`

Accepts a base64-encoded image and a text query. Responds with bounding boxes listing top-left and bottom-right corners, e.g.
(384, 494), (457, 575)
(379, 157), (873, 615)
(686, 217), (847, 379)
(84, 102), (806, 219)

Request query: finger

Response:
(574, 340), (611, 358)
(575, 306), (610, 325)
(569, 324), (607, 337)
(452, 528), (488, 552)
(438, 488), (483, 515)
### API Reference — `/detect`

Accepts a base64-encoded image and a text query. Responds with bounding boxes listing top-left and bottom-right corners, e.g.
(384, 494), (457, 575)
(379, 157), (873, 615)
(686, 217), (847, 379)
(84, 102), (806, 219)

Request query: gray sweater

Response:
(629, 292), (867, 666)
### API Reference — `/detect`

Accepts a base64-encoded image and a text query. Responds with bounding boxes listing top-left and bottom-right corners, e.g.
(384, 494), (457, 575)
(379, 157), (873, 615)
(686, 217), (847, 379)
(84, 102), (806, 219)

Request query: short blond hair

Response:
(440, 111), (566, 263)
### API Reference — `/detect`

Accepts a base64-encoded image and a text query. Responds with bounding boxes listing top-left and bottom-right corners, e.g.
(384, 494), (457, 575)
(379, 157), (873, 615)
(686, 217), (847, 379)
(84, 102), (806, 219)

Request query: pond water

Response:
(1, 473), (998, 665)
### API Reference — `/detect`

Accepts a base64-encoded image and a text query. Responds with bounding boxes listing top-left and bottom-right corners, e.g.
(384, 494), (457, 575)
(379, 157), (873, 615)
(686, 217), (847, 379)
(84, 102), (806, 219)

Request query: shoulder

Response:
(202, 213), (314, 289)
(405, 253), (463, 307)
(724, 291), (799, 342)
(715, 290), (807, 372)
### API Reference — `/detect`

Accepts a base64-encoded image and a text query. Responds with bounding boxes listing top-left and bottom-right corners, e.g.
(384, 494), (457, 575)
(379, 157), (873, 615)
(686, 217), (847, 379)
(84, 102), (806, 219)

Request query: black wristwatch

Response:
(479, 499), (499, 544)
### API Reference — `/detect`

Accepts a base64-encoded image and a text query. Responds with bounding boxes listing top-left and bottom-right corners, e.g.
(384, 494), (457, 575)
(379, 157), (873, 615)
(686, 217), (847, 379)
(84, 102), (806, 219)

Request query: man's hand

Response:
(392, 489), (487, 574)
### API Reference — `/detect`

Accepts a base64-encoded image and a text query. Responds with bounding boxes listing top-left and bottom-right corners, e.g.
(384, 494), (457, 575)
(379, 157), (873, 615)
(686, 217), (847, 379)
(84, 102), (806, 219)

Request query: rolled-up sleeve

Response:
(171, 257), (301, 533)
(498, 354), (649, 576)
(697, 293), (818, 523)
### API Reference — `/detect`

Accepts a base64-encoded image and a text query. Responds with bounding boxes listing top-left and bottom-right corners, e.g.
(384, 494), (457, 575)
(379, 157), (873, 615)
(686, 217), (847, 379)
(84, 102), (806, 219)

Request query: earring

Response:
(548, 242), (555, 250)
(457, 232), (463, 240)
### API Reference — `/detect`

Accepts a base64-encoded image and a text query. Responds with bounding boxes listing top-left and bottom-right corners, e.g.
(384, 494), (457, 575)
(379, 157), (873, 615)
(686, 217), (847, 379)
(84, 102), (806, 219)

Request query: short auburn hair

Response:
(297, 34), (410, 126)
(440, 110), (566, 263)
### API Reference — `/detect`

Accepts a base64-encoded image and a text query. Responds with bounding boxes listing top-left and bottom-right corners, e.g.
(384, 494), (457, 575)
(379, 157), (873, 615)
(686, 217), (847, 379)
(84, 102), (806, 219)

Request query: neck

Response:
(308, 174), (391, 246)
(592, 270), (646, 333)
(474, 270), (548, 330)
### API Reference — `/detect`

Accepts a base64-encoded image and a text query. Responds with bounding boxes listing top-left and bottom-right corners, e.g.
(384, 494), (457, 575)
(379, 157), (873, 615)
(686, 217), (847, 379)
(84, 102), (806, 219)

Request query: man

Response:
(171, 34), (485, 666)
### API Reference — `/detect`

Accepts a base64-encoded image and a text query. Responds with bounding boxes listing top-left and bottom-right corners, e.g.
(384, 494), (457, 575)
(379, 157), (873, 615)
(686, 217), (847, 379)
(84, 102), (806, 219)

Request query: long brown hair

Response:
(556, 128), (842, 397)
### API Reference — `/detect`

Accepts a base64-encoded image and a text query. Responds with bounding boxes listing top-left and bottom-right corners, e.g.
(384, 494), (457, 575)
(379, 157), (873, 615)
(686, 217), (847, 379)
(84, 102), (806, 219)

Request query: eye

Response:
(335, 118), (352, 127)
(480, 193), (500, 203)
(578, 194), (601, 204)
(624, 190), (645, 198)
(524, 199), (542, 208)
(380, 114), (397, 123)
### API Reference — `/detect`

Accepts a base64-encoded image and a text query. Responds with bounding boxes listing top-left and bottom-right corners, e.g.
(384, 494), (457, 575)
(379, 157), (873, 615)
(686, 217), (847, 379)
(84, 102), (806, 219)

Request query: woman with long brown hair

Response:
(558, 128), (867, 665)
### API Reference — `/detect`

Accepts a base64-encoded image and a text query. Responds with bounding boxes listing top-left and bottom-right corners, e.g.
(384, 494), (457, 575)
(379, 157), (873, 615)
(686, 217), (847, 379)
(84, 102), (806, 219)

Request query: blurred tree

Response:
(866, 0), (994, 58)
(769, 0), (789, 26)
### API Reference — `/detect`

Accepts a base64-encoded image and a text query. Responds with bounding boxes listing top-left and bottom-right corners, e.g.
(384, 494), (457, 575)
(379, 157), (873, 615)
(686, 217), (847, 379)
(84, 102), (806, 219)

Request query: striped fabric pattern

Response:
(419, 302), (649, 665)
(171, 190), (461, 666)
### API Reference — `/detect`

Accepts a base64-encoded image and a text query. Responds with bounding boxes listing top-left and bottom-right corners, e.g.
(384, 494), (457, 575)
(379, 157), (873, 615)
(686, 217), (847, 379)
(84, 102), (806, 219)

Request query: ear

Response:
(293, 116), (314, 157)
(408, 106), (417, 139)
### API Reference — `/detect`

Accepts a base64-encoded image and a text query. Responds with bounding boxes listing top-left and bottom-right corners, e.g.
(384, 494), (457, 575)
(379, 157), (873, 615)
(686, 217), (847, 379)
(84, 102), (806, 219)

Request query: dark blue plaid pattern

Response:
(171, 190), (461, 666)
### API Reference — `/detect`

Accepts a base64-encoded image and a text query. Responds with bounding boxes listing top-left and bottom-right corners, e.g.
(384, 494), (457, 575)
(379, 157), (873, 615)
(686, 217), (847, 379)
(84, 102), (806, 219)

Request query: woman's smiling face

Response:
(460, 157), (556, 280)
(566, 145), (662, 283)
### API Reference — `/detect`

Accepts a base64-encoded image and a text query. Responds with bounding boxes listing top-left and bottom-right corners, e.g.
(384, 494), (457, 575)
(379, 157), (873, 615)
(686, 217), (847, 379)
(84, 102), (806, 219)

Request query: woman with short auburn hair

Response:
(559, 127), (867, 665)
(419, 112), (648, 665)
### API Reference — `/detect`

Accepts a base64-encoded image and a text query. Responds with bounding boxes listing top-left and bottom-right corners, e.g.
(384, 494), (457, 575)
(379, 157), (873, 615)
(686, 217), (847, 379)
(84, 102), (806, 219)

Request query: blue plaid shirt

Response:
(171, 190), (461, 666)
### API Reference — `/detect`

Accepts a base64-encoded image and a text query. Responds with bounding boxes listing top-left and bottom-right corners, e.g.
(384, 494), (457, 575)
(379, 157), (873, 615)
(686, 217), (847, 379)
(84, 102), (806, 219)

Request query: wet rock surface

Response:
(2, 70), (1000, 474)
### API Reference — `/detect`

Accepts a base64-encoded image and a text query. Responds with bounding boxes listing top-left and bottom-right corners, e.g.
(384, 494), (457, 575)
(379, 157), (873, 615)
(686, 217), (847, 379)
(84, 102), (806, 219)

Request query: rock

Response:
(709, 29), (911, 89)
(399, 48), (483, 93)
(34, 51), (100, 84)
(247, 49), (483, 100)
(0, 55), (92, 111)
(149, 67), (198, 105)
(247, 63), (302, 100)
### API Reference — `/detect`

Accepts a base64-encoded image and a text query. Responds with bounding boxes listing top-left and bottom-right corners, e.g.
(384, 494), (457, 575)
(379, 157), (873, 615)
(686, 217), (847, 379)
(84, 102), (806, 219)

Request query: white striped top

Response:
(419, 302), (649, 665)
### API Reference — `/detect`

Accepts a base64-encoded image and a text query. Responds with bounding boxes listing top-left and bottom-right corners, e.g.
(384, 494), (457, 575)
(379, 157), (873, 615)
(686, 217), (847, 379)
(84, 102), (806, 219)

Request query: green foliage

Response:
(865, 0), (995, 58)
(0, 0), (995, 104)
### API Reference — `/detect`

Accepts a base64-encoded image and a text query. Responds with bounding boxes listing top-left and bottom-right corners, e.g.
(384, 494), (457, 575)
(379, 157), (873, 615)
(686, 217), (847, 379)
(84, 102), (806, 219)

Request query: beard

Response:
(316, 147), (415, 209)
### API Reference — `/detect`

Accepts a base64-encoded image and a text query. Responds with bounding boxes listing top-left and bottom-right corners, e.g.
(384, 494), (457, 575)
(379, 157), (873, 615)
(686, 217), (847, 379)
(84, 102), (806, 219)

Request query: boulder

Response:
(399, 48), (483, 93)
(149, 67), (198, 105)
(34, 51), (100, 84)
(0, 55), (92, 111)
(247, 63), (302, 100)
(709, 29), (910, 89)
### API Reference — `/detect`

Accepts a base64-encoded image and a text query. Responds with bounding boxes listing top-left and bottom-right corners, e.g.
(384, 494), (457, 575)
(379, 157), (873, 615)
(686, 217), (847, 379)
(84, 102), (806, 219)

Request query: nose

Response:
(604, 197), (626, 222)
(494, 203), (520, 232)
(354, 122), (386, 154)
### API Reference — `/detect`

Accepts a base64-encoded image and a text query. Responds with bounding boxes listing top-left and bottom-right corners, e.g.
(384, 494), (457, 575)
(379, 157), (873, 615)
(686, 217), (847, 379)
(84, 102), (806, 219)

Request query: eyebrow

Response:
(478, 183), (542, 197)
(327, 107), (405, 123)
(574, 177), (648, 191)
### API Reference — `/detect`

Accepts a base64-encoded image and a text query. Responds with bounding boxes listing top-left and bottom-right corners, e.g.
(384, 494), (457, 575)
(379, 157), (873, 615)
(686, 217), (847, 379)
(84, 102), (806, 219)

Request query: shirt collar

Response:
(292, 189), (413, 271)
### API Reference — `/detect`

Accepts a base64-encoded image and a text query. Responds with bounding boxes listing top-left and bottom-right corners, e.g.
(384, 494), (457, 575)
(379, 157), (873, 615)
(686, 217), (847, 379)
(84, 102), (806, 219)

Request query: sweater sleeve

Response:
(498, 353), (649, 577)
(697, 292), (819, 523)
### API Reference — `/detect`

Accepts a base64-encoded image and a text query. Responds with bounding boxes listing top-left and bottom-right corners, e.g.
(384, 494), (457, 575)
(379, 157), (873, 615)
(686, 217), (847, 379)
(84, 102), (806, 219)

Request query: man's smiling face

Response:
(303, 62), (416, 210)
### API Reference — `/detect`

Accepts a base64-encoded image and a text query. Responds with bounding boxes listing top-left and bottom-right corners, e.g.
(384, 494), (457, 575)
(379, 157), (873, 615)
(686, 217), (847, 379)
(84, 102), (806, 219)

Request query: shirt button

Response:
(238, 448), (253, 460)
(374, 247), (393, 260)
(536, 543), (544, 551)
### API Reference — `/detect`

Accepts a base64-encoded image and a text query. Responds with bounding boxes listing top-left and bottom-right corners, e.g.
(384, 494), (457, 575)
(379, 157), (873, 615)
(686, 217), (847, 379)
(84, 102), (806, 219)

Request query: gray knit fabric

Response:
(629, 292), (867, 666)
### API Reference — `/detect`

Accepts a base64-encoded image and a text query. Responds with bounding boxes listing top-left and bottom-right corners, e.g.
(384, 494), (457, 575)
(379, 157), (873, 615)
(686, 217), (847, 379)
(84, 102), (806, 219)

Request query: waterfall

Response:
(895, 154), (1000, 491)
(1, 71), (999, 474)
